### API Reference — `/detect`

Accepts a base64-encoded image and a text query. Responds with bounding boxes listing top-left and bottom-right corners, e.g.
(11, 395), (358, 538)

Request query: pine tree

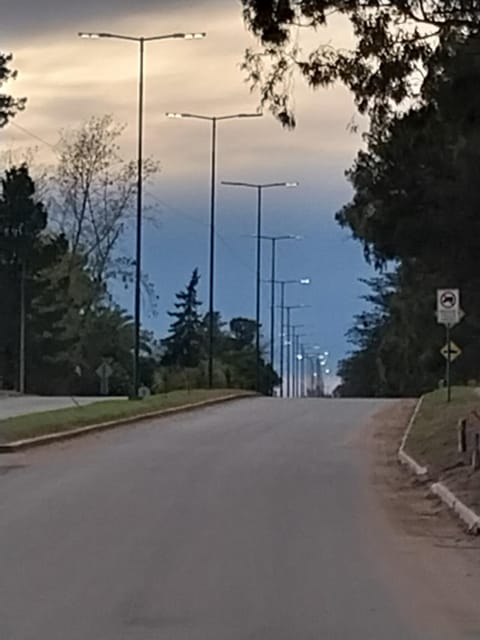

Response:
(162, 269), (203, 368)
(0, 164), (47, 389)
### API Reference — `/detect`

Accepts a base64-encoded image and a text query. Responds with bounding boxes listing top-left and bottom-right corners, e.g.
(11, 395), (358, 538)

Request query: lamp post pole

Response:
(166, 112), (261, 388)
(255, 185), (262, 392)
(291, 326), (297, 398)
(209, 116), (217, 388)
(291, 329), (306, 397)
(222, 180), (298, 393)
(270, 236), (276, 368)
(274, 277), (310, 396)
(283, 306), (309, 397)
(79, 30), (206, 397)
(280, 281), (286, 396)
(300, 344), (306, 397)
(134, 37), (145, 398)
(254, 236), (299, 376)
(286, 306), (291, 398)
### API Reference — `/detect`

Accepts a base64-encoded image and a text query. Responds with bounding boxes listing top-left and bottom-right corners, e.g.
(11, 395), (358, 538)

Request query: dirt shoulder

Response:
(406, 387), (480, 513)
(366, 401), (480, 639)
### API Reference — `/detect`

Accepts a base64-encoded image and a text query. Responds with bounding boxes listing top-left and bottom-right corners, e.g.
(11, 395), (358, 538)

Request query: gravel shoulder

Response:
(366, 400), (480, 639)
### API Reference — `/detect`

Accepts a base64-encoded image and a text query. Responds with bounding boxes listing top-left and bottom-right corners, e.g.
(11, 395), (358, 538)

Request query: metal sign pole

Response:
(446, 324), (451, 403)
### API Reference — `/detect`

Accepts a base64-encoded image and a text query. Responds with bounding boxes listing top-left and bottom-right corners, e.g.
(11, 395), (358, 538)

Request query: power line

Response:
(9, 121), (58, 151)
(5, 120), (271, 295)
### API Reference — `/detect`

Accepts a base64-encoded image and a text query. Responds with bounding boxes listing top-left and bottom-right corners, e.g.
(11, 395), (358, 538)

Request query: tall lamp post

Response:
(254, 236), (300, 372)
(221, 180), (298, 392)
(296, 338), (308, 397)
(291, 327), (306, 397)
(276, 279), (310, 396)
(79, 30), (206, 397)
(284, 306), (309, 397)
(166, 112), (262, 388)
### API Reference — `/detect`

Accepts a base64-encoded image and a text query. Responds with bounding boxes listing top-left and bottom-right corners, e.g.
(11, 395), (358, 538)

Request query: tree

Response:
(0, 165), (48, 390)
(26, 238), (74, 393)
(0, 52), (26, 128)
(336, 36), (480, 396)
(51, 114), (158, 284)
(337, 34), (480, 274)
(229, 317), (257, 349)
(221, 317), (280, 394)
(240, 1), (480, 127)
(162, 269), (204, 368)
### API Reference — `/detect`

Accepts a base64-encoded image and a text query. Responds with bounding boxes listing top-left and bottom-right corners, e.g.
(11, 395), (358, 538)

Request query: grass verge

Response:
(0, 389), (251, 444)
(406, 386), (480, 511)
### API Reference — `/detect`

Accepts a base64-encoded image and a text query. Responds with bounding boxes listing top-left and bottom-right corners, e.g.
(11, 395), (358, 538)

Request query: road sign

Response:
(96, 361), (113, 395)
(437, 289), (461, 326)
(438, 289), (459, 311)
(441, 341), (462, 362)
(435, 309), (465, 326)
(96, 361), (113, 379)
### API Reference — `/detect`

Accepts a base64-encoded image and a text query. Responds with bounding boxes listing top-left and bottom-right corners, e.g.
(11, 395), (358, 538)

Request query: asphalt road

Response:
(0, 398), (476, 639)
(0, 395), (122, 420)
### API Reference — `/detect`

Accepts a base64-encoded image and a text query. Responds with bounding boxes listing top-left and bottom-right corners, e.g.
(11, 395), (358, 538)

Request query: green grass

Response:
(0, 389), (250, 444)
(407, 386), (480, 473)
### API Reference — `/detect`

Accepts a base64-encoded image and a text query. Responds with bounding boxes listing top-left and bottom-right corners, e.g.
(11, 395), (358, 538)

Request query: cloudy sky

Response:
(2, 0), (373, 379)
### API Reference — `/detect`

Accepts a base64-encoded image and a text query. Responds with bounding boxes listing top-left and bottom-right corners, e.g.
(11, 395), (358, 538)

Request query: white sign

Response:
(437, 289), (459, 312)
(437, 289), (460, 326)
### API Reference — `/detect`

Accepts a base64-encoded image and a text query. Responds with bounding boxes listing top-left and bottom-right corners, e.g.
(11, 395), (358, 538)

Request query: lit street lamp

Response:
(79, 30), (206, 397)
(275, 278), (310, 396)
(166, 111), (262, 388)
(252, 235), (301, 373)
(291, 328), (307, 398)
(221, 180), (298, 392)
(284, 306), (310, 397)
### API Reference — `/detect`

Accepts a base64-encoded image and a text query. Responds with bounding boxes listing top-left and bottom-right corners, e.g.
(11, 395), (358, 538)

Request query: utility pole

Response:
(19, 258), (26, 393)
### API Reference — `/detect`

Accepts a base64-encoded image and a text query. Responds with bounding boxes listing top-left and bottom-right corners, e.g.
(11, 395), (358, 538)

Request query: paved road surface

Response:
(0, 398), (477, 639)
(0, 395), (121, 420)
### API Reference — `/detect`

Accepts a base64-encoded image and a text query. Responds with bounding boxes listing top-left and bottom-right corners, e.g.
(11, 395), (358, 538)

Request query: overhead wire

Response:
(4, 118), (271, 298)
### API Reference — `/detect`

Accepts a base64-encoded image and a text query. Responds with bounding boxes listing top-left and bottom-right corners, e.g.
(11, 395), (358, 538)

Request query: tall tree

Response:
(336, 35), (480, 396)
(240, 1), (480, 127)
(162, 269), (204, 368)
(0, 52), (26, 128)
(52, 114), (158, 284)
(0, 165), (48, 390)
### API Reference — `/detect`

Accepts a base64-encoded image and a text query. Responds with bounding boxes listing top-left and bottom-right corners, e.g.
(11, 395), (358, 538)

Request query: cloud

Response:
(3, 0), (222, 40)
(4, 1), (364, 215)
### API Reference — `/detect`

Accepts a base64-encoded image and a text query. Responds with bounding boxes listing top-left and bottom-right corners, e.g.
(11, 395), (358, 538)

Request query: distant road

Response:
(0, 398), (478, 639)
(0, 395), (120, 420)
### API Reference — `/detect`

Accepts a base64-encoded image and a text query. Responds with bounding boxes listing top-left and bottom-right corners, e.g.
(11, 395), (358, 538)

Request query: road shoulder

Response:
(365, 401), (480, 639)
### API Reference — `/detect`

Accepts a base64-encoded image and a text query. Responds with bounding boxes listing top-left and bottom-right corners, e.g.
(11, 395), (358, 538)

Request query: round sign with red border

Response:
(439, 290), (457, 310)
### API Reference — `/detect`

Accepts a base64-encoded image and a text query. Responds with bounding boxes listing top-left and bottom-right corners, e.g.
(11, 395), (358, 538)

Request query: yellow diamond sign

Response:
(441, 341), (462, 361)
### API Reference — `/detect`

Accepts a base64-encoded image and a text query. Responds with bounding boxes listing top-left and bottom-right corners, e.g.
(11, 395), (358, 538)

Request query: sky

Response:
(2, 0), (374, 384)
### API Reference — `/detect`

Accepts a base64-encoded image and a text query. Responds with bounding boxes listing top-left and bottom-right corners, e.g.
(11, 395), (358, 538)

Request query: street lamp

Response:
(275, 278), (310, 396)
(221, 180), (298, 393)
(79, 30), (206, 397)
(251, 235), (301, 373)
(284, 305), (310, 397)
(291, 327), (307, 398)
(166, 111), (262, 388)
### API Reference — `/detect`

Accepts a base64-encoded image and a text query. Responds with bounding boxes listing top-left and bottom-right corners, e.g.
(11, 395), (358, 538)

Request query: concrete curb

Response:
(397, 395), (480, 535)
(431, 482), (480, 535)
(0, 393), (253, 453)
(398, 448), (429, 478)
(397, 397), (428, 478)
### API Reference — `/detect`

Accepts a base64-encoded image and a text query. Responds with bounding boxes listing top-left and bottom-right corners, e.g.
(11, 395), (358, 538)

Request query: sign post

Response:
(437, 289), (463, 403)
(446, 325), (452, 403)
(96, 360), (113, 396)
